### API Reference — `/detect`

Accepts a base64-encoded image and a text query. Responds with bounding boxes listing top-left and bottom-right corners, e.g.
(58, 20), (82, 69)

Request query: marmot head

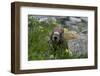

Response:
(51, 26), (64, 43)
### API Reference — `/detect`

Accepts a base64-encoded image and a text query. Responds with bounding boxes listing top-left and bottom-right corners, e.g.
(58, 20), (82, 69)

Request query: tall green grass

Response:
(28, 16), (58, 60)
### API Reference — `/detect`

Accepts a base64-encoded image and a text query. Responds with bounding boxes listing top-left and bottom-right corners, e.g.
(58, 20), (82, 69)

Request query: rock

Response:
(70, 17), (82, 23)
(68, 37), (88, 56)
(64, 30), (79, 40)
(39, 17), (48, 22)
(81, 17), (88, 23)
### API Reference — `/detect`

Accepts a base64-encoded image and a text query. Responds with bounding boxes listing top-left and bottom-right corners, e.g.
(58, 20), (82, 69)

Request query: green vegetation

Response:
(28, 16), (57, 60)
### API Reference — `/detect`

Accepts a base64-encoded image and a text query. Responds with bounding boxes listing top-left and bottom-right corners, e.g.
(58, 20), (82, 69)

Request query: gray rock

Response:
(81, 17), (88, 23)
(68, 38), (88, 57)
(70, 17), (82, 23)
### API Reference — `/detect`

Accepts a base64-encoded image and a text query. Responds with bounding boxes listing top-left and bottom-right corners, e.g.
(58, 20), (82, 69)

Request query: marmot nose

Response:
(54, 37), (57, 40)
